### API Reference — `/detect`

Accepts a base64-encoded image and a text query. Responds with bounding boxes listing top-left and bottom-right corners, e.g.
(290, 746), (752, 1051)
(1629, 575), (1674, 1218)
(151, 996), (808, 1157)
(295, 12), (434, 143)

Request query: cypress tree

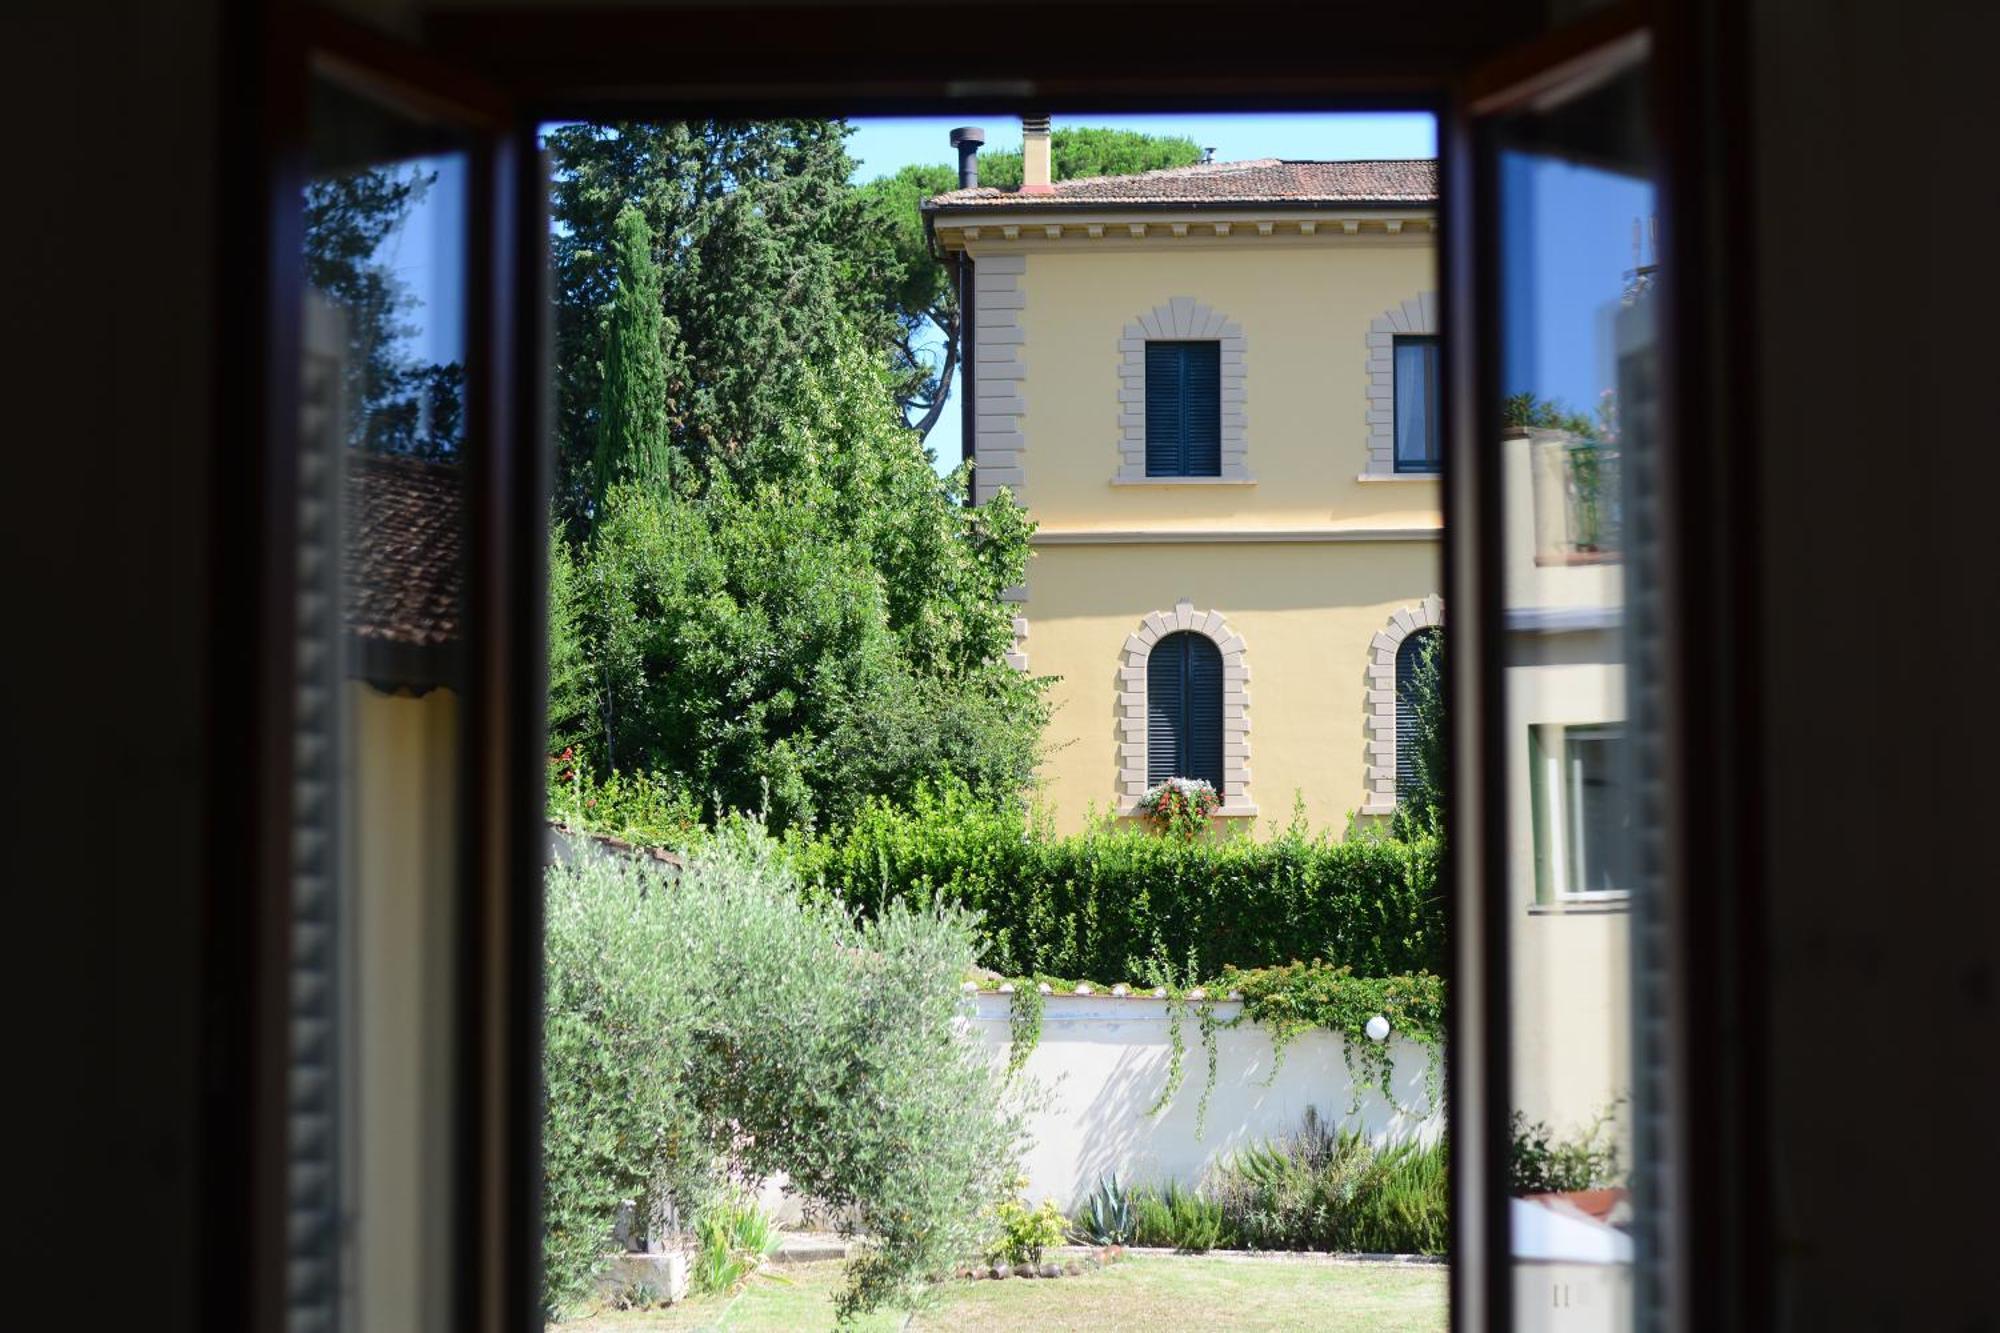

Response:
(591, 205), (673, 502)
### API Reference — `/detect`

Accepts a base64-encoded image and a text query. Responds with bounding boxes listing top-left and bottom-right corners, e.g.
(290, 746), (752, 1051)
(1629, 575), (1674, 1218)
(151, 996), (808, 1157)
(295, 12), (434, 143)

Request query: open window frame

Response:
(219, 3), (1766, 1329)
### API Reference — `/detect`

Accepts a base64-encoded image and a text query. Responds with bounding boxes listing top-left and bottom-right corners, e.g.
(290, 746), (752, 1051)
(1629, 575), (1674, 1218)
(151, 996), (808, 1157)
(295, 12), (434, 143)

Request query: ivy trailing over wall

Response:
(970, 963), (1445, 1133)
(1004, 980), (1044, 1076)
(1220, 963), (1446, 1115)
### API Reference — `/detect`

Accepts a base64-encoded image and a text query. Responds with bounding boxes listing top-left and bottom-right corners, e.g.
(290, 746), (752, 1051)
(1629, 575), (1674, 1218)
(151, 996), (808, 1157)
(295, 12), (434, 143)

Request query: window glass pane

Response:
(1565, 727), (1628, 894)
(1491, 55), (1659, 1329)
(1395, 337), (1439, 471)
(294, 75), (470, 1333)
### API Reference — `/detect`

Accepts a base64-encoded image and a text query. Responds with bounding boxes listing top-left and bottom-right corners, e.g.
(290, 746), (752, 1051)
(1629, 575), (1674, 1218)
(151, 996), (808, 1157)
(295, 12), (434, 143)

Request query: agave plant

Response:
(1072, 1172), (1136, 1245)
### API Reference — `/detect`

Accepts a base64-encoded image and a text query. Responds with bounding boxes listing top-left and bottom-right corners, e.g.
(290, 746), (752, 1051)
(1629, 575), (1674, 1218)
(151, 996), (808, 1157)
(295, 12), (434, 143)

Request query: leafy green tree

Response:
(856, 128), (1203, 440)
(546, 121), (902, 524)
(590, 205), (675, 500)
(543, 830), (1023, 1318)
(856, 163), (961, 439)
(544, 520), (595, 761)
(973, 126), (1204, 191)
(566, 331), (1044, 831)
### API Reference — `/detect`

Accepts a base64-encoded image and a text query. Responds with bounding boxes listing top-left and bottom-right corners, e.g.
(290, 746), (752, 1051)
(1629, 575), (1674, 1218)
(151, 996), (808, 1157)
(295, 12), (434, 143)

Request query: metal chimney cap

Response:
(949, 126), (987, 148)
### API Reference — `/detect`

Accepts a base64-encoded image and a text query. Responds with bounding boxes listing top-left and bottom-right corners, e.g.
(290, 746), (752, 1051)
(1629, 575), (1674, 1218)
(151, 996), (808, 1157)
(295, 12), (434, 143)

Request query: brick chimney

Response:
(1020, 114), (1053, 195)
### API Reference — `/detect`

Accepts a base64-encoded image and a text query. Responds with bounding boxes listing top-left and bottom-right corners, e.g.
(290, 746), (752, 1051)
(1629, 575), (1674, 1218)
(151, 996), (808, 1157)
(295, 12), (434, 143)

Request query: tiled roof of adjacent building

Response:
(343, 451), (463, 648)
(926, 158), (1438, 210)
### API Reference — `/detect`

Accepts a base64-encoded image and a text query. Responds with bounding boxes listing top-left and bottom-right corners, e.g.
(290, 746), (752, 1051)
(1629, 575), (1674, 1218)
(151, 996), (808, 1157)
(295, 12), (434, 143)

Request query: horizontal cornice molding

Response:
(1031, 526), (1441, 546)
(937, 210), (1436, 251)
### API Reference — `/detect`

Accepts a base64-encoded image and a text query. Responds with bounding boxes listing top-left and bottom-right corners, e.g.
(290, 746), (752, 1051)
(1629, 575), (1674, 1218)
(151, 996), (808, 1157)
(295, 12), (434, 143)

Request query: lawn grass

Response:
(558, 1255), (1448, 1331)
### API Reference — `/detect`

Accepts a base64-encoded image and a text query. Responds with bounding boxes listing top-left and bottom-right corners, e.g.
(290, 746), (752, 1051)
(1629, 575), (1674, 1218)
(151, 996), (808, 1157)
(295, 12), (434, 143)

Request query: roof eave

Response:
(924, 196), (1436, 216)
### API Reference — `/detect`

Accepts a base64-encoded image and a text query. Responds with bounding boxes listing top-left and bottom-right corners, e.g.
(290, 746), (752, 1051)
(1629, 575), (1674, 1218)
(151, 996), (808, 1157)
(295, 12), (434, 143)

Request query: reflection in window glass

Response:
(1394, 335), (1441, 472)
(290, 77), (470, 1333)
(1493, 56), (1658, 1332)
(1564, 726), (1626, 895)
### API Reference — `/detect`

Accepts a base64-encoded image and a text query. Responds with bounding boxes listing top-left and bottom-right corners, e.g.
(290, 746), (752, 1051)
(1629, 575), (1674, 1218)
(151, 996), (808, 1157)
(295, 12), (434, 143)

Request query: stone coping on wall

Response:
(964, 987), (1246, 1022)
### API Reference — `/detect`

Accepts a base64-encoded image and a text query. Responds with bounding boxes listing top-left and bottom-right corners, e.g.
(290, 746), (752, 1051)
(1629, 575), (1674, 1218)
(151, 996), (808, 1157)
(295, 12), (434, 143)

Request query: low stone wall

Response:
(967, 991), (1443, 1209)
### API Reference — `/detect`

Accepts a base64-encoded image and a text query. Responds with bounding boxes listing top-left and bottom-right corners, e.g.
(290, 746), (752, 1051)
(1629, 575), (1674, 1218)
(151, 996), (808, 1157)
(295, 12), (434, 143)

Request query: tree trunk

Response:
(910, 308), (959, 444)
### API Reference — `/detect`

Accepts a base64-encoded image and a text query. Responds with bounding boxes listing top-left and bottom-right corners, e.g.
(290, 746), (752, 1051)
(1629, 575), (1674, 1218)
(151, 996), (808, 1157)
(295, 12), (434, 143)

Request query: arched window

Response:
(1395, 628), (1439, 799)
(1147, 631), (1225, 789)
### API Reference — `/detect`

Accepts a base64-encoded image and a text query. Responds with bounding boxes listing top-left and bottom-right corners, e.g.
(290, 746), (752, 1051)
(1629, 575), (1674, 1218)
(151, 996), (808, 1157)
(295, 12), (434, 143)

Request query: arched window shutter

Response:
(1148, 631), (1225, 789)
(1395, 629), (1435, 798)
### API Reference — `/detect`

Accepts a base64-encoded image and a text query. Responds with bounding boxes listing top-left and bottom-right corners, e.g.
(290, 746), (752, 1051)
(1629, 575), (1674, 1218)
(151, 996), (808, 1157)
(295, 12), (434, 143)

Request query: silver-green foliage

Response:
(1072, 1173), (1136, 1246)
(1203, 1109), (1449, 1255)
(542, 825), (1025, 1320)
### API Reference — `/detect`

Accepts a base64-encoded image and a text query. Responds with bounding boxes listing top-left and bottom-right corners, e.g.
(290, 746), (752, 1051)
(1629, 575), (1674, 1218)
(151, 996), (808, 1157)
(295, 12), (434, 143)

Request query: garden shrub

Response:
(987, 1180), (1068, 1268)
(791, 781), (1444, 982)
(1507, 1103), (1625, 1195)
(1131, 1183), (1228, 1253)
(1071, 1173), (1137, 1246)
(690, 1197), (780, 1296)
(1203, 1109), (1449, 1255)
(542, 825), (1024, 1321)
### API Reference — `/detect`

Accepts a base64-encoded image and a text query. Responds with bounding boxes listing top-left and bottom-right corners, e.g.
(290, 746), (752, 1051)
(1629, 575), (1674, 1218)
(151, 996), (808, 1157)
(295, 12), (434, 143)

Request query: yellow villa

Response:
(926, 119), (1445, 836)
(930, 121), (1636, 1129)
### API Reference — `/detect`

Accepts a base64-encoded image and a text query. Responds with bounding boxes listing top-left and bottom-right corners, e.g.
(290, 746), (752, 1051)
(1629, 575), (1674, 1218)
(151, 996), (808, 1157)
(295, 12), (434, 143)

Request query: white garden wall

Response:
(968, 991), (1444, 1209)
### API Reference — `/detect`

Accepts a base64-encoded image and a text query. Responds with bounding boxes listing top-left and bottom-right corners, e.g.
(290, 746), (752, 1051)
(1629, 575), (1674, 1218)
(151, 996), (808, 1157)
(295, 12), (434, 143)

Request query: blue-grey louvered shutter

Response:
(1147, 633), (1186, 785)
(1145, 341), (1223, 476)
(1183, 633), (1225, 788)
(1145, 342), (1185, 476)
(1181, 341), (1222, 476)
(1395, 629), (1434, 798)
(1148, 632), (1225, 788)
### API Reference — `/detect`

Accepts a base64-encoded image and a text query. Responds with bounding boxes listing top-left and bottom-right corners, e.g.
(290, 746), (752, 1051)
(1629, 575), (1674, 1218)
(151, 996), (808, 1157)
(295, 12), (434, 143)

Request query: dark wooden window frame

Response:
(218, 3), (1764, 1329)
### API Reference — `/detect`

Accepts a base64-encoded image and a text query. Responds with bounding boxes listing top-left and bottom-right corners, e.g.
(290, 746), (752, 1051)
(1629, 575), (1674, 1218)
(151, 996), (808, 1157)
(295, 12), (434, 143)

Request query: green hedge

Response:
(789, 784), (1444, 982)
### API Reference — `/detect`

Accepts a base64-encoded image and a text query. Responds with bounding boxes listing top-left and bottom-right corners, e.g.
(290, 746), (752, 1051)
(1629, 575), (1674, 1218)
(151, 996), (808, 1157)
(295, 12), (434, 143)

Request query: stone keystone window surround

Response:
(1362, 594), (1444, 815)
(1115, 298), (1250, 483)
(1362, 291), (1440, 480)
(1118, 599), (1255, 815)
(973, 253), (1028, 505)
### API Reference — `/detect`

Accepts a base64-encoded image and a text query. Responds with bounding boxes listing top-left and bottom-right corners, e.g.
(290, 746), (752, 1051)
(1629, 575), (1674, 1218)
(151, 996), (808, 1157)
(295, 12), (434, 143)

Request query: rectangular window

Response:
(1393, 335), (1440, 473)
(1531, 722), (1630, 898)
(1145, 340), (1222, 476)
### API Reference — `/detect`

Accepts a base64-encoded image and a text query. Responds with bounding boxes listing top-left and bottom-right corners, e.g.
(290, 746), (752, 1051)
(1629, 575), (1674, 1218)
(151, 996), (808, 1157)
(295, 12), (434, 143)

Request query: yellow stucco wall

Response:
(982, 234), (1441, 530)
(1023, 541), (1440, 833)
(962, 229), (1442, 832)
(1503, 652), (1632, 1129)
(349, 683), (459, 1333)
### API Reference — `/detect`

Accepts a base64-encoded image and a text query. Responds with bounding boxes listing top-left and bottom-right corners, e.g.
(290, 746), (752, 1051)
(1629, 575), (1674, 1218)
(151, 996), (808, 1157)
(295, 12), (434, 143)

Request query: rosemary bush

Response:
(1203, 1109), (1448, 1255)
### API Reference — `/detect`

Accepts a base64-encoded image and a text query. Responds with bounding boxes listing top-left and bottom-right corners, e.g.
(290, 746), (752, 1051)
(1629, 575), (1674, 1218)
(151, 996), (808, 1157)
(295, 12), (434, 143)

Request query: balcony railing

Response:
(1528, 433), (1622, 564)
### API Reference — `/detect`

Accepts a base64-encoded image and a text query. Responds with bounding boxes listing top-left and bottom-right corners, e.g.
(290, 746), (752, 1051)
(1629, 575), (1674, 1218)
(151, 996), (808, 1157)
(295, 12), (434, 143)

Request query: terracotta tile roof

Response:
(343, 452), (463, 648)
(927, 158), (1437, 210)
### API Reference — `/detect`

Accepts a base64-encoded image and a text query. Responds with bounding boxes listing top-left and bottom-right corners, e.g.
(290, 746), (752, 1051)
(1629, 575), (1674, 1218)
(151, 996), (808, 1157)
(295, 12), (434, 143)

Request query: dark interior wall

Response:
(1748, 2), (2000, 1326)
(8, 4), (1997, 1330)
(9, 3), (222, 1326)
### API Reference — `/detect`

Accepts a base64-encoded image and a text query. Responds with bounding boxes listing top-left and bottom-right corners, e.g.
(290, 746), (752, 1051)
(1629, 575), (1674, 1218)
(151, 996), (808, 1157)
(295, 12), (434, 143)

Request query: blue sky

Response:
(361, 115), (1655, 476)
(845, 112), (1438, 181)
(1499, 150), (1657, 425)
(367, 152), (468, 371)
(847, 113), (1439, 473)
